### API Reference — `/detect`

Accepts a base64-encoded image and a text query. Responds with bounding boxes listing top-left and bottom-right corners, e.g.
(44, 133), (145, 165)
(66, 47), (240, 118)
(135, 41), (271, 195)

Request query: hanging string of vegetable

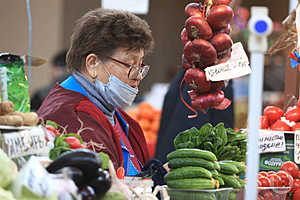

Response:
(180, 0), (234, 117)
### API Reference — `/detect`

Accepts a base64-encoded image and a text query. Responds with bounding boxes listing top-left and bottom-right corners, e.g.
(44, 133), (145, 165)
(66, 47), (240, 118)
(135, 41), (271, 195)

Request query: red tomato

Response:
(276, 171), (293, 187)
(285, 107), (300, 122)
(257, 194), (264, 200)
(267, 171), (277, 177)
(257, 179), (263, 187)
(259, 171), (269, 177)
(270, 120), (291, 131)
(116, 167), (125, 179)
(65, 136), (83, 149)
(262, 190), (273, 199)
(298, 99), (300, 108)
(258, 176), (271, 187)
(45, 125), (60, 136)
(280, 161), (300, 178)
(293, 189), (300, 200)
(268, 174), (282, 187)
(292, 179), (300, 192)
(263, 106), (284, 124)
(260, 116), (269, 129)
(292, 122), (300, 131)
(272, 195), (280, 200)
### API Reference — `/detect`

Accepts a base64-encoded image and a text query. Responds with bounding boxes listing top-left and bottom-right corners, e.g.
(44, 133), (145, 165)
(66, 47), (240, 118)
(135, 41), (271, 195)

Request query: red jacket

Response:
(37, 84), (149, 169)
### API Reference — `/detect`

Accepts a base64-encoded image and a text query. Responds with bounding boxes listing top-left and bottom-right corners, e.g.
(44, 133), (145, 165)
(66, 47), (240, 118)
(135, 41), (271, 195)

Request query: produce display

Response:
(180, 0), (234, 114)
(44, 120), (88, 160)
(0, 101), (38, 126)
(165, 148), (246, 200)
(257, 161), (300, 200)
(46, 149), (112, 199)
(260, 99), (300, 131)
(173, 122), (247, 162)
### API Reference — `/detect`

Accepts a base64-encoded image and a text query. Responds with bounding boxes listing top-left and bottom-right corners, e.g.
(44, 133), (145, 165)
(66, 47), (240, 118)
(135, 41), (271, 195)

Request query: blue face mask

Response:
(95, 75), (138, 109)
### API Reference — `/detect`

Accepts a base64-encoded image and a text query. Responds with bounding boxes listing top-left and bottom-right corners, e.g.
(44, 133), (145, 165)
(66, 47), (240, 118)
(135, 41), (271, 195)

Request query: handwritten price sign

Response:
(205, 42), (251, 81)
(259, 130), (286, 153)
(294, 130), (300, 164)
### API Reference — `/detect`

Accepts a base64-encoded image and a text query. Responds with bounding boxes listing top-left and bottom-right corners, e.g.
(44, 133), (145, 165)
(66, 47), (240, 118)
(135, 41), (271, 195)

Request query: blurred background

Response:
(0, 0), (296, 131)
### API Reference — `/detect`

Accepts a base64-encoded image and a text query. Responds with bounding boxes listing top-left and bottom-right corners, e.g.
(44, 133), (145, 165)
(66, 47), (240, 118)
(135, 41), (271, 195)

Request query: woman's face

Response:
(97, 47), (145, 88)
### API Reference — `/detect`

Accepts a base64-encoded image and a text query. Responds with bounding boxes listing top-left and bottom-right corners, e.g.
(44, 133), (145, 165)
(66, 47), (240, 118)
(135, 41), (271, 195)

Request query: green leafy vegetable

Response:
(172, 123), (247, 162)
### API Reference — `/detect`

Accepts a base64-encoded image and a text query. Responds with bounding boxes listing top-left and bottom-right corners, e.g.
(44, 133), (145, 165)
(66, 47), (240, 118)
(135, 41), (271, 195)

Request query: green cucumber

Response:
(168, 158), (216, 170)
(167, 178), (216, 190)
(218, 162), (239, 175)
(164, 166), (212, 181)
(175, 141), (195, 149)
(212, 174), (224, 186)
(220, 174), (241, 189)
(221, 160), (246, 174)
(229, 191), (237, 200)
(214, 162), (220, 171)
(210, 169), (219, 176)
(238, 178), (246, 187)
(167, 148), (217, 162)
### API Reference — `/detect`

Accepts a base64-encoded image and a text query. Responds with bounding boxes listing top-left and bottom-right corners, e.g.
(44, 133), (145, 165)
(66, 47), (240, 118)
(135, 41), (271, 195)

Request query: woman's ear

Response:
(85, 53), (100, 79)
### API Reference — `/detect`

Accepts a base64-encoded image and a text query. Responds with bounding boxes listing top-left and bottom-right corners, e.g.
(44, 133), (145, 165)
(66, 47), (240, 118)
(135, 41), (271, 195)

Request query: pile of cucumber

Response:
(165, 149), (246, 190)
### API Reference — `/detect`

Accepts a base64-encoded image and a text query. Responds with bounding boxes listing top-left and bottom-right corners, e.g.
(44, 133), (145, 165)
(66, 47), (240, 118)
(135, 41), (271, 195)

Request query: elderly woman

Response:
(38, 8), (154, 176)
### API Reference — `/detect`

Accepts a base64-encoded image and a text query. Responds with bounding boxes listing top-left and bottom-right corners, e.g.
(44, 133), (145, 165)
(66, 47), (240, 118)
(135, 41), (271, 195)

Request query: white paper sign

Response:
(258, 130), (286, 153)
(205, 42), (251, 81)
(102, 0), (149, 14)
(294, 130), (300, 164)
(1, 126), (48, 158)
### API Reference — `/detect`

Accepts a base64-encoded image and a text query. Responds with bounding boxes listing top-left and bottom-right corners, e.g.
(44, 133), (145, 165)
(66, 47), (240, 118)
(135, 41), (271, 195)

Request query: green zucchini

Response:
(167, 148), (217, 162)
(167, 178), (216, 190)
(168, 158), (216, 170)
(164, 166), (212, 181)
(221, 160), (246, 174)
(220, 174), (241, 189)
(218, 162), (239, 175)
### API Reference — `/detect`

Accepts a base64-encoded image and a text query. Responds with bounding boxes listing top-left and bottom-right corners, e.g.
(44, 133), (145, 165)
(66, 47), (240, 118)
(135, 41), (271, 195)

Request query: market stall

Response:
(3, 0), (300, 200)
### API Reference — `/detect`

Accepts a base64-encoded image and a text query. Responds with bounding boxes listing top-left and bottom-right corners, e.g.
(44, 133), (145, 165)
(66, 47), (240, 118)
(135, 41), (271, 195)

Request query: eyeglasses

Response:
(99, 54), (150, 80)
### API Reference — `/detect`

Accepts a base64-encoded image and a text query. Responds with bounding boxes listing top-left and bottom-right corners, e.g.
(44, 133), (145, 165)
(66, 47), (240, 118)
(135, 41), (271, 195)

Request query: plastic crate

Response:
(257, 187), (291, 200)
(166, 187), (233, 200)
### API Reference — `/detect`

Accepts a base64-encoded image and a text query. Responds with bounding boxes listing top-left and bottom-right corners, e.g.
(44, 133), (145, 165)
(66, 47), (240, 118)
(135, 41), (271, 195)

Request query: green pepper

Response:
(46, 120), (58, 130)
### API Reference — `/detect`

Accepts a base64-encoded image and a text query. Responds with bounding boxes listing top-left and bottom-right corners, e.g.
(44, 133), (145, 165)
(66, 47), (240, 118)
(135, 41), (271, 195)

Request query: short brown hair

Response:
(66, 8), (154, 72)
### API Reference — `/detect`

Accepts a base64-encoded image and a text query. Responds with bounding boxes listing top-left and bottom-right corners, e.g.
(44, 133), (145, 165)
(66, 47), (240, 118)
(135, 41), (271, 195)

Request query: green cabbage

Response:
(0, 149), (13, 188)
(0, 187), (16, 200)
(19, 187), (57, 200)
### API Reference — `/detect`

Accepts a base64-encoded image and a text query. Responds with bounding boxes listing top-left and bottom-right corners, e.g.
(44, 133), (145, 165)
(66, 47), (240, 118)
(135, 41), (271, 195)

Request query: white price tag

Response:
(294, 130), (300, 164)
(259, 130), (286, 153)
(102, 0), (149, 14)
(205, 42), (251, 81)
(1, 126), (48, 158)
